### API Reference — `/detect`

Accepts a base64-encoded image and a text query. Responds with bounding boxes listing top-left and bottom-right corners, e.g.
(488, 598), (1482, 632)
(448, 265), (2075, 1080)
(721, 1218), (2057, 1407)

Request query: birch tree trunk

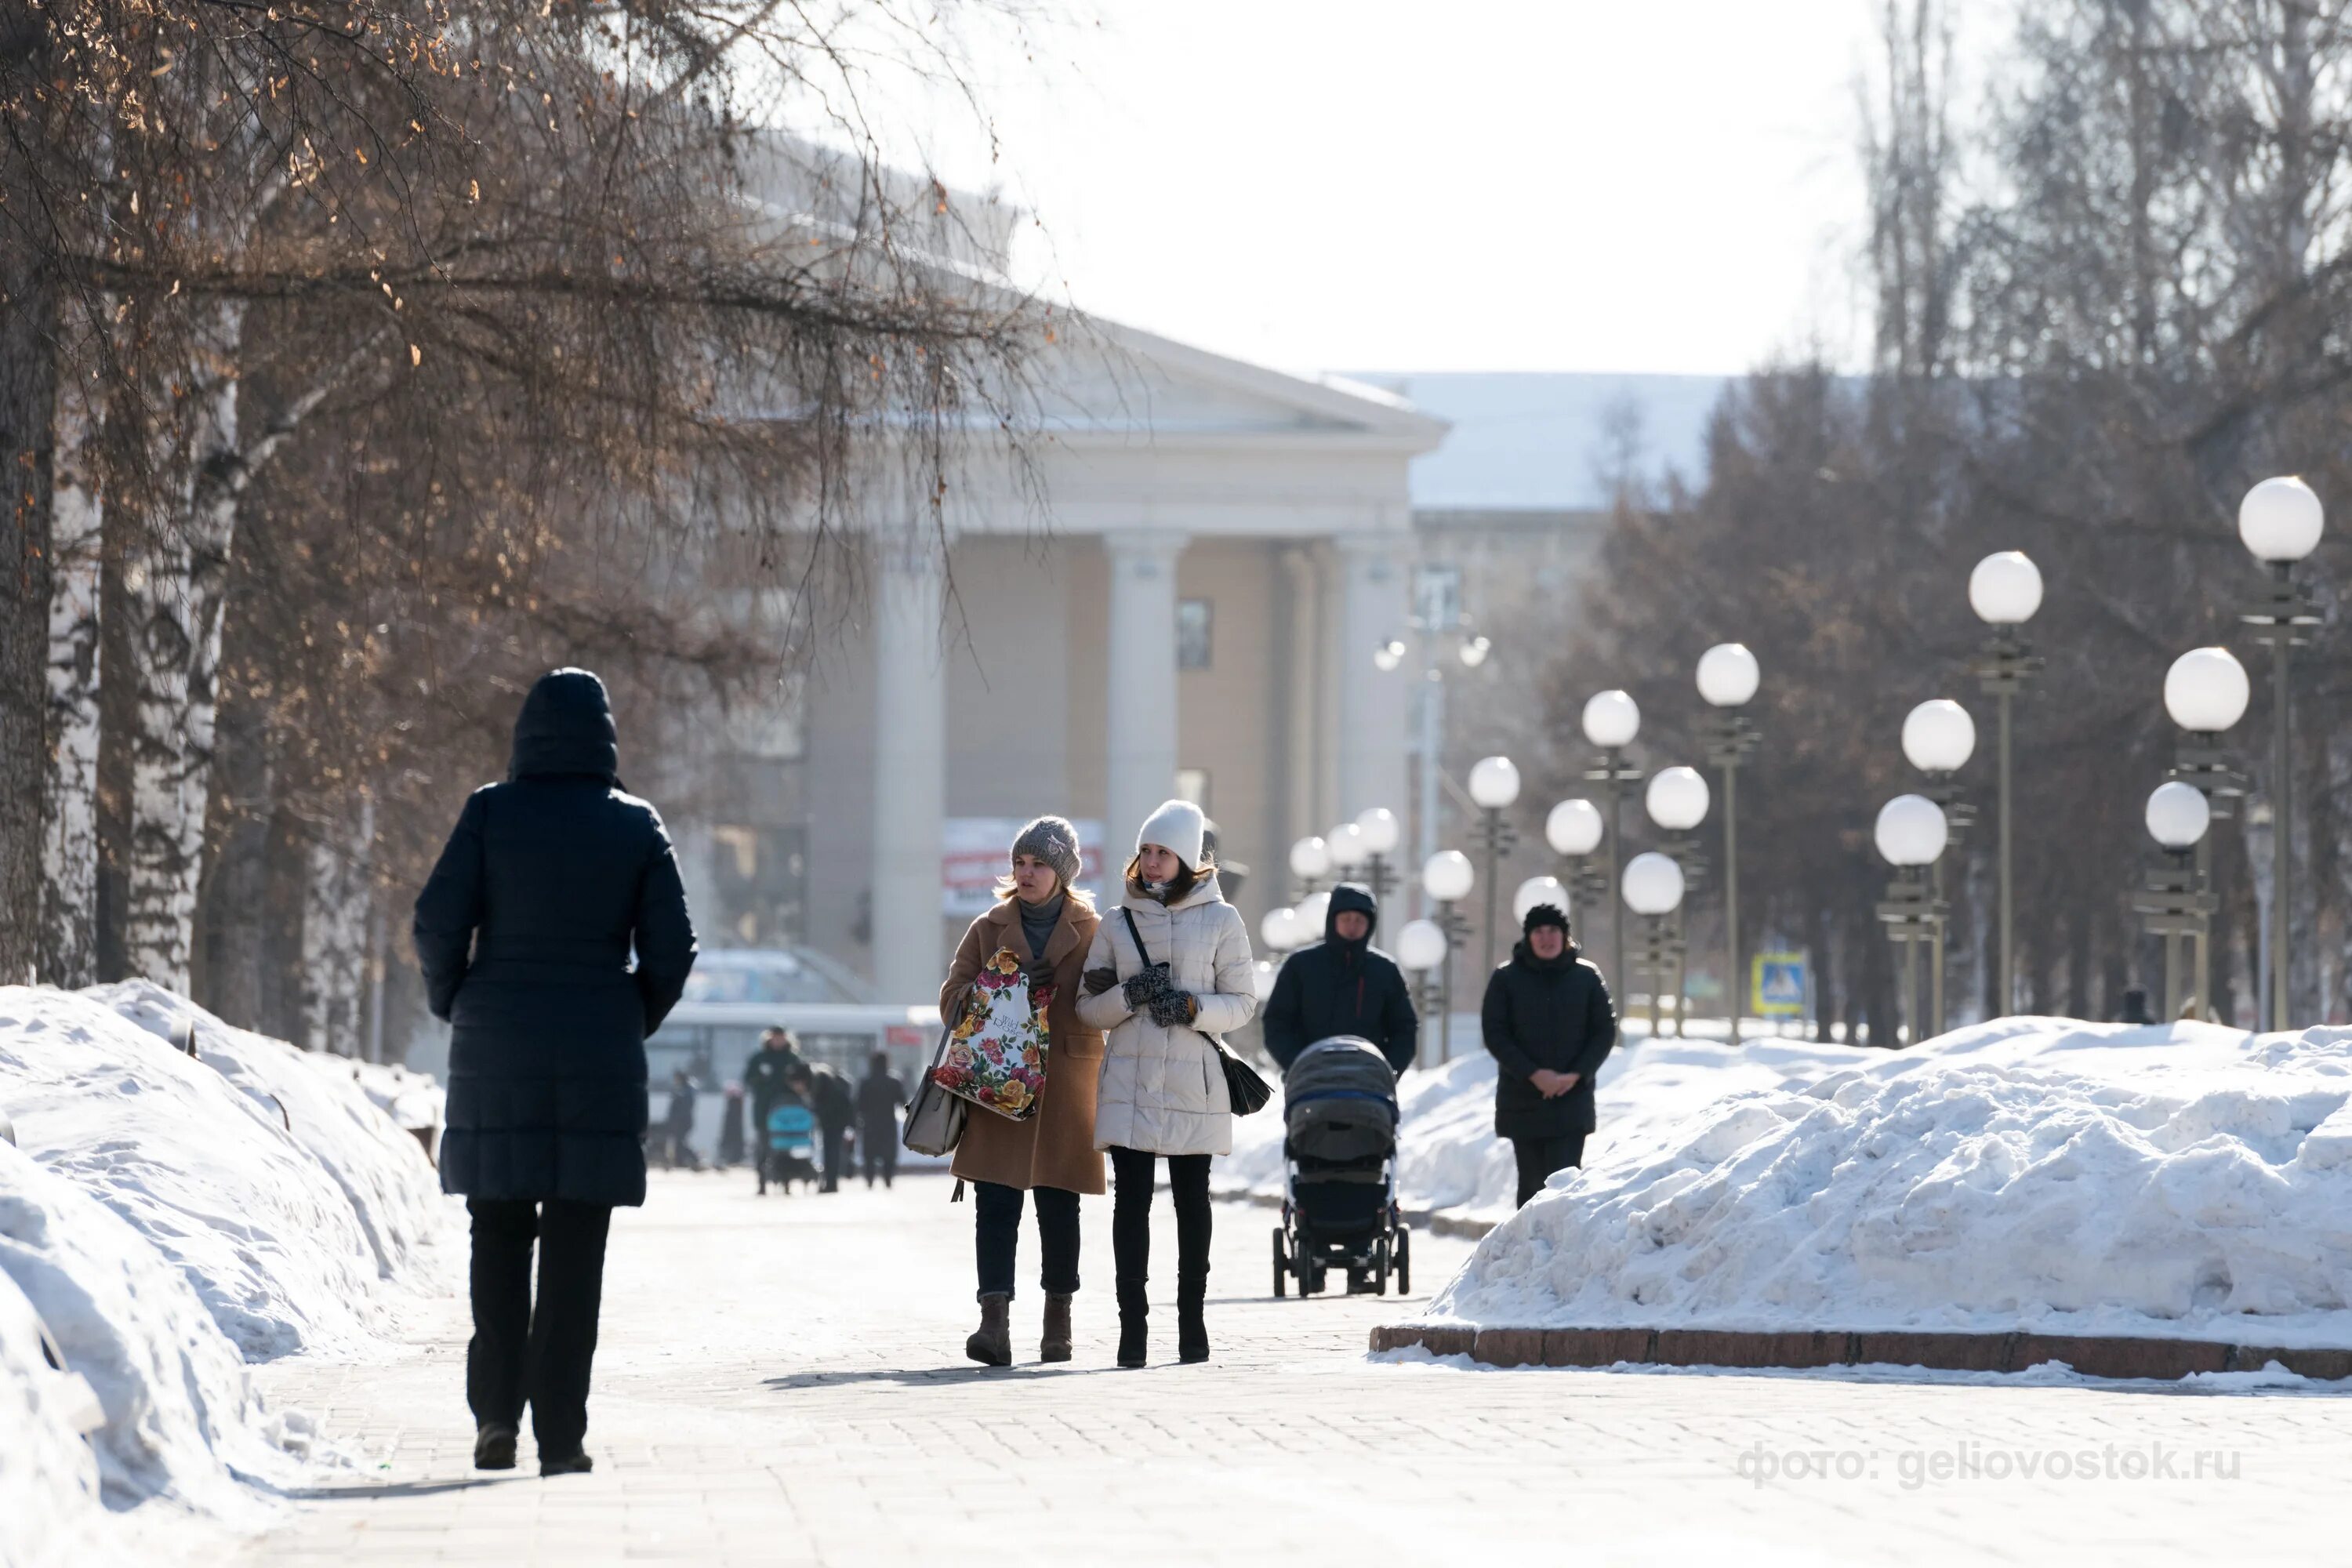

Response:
(0, 147), (56, 985)
(301, 795), (375, 1055)
(41, 364), (103, 986)
(122, 299), (246, 991)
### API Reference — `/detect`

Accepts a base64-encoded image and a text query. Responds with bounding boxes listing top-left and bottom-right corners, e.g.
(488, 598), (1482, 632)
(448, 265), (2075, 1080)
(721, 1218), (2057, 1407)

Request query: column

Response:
(1337, 534), (1410, 819)
(1105, 532), (1185, 860)
(1279, 546), (1325, 855)
(870, 546), (946, 1001)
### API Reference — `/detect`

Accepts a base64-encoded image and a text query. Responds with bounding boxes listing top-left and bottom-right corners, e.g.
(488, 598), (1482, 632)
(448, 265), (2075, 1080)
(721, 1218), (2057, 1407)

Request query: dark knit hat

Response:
(1011, 815), (1083, 885)
(1523, 903), (1571, 937)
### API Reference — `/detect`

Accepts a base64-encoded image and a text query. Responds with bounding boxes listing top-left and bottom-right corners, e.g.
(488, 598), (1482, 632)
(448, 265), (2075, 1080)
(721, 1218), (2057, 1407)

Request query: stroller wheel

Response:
(1373, 1236), (1390, 1297)
(1395, 1226), (1411, 1294)
(1272, 1229), (1288, 1298)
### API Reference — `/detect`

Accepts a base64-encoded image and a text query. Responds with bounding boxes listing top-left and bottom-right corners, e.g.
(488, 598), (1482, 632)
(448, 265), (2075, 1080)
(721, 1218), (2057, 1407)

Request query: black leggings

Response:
(1512, 1133), (1587, 1207)
(466, 1198), (612, 1457)
(1108, 1146), (1212, 1305)
(973, 1181), (1080, 1299)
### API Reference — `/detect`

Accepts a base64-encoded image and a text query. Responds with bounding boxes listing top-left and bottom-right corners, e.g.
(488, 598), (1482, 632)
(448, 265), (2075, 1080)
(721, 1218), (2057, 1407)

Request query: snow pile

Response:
(0, 984), (449, 1563)
(1218, 1033), (1874, 1222)
(1426, 1018), (2352, 1347)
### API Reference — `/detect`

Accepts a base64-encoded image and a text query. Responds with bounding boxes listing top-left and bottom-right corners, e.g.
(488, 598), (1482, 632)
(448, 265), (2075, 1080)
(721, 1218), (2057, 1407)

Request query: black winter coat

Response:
(1480, 940), (1617, 1138)
(1261, 884), (1417, 1073)
(742, 1045), (802, 1118)
(414, 669), (698, 1207)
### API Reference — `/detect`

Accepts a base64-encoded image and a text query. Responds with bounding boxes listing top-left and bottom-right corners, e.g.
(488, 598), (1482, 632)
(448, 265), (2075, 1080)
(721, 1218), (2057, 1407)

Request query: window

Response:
(1177, 598), (1214, 670)
(1174, 769), (1210, 812)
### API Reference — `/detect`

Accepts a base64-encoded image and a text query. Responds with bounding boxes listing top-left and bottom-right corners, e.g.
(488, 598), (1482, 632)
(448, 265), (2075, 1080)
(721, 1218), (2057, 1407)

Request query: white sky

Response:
(892, 0), (1896, 376)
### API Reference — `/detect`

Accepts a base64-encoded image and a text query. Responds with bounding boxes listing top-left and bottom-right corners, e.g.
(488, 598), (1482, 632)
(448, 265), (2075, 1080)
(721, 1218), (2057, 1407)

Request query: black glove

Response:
(1122, 965), (1171, 1009)
(1147, 989), (1196, 1029)
(1082, 966), (1120, 997)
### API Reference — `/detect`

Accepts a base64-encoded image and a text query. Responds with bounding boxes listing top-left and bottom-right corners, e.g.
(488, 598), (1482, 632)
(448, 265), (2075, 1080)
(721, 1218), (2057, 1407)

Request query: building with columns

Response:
(672, 321), (1447, 1003)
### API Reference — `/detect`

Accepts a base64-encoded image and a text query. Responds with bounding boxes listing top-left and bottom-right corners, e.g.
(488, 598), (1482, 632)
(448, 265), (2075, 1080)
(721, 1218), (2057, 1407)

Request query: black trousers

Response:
(820, 1126), (848, 1192)
(862, 1122), (898, 1186)
(1108, 1146), (1211, 1309)
(466, 1197), (612, 1457)
(1511, 1133), (1587, 1207)
(973, 1181), (1080, 1299)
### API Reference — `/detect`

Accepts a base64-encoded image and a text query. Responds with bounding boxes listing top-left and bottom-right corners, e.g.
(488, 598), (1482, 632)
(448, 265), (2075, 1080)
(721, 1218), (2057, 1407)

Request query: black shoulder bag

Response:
(1120, 906), (1272, 1116)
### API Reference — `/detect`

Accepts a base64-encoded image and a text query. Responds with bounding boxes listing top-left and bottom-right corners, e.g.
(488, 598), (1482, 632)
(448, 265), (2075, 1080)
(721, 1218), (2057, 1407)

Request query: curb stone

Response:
(1369, 1323), (2352, 1381)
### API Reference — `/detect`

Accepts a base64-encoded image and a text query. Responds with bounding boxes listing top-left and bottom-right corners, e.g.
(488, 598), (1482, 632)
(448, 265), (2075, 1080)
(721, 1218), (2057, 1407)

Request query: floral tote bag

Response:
(931, 948), (1052, 1122)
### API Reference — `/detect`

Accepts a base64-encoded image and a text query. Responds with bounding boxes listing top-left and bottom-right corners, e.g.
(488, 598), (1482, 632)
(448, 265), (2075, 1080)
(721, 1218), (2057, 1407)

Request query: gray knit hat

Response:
(1011, 815), (1083, 885)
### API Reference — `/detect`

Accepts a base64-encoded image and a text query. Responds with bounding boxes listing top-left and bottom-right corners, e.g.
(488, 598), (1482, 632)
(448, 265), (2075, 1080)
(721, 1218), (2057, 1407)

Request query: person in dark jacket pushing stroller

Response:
(1261, 884), (1417, 1073)
(1482, 903), (1617, 1207)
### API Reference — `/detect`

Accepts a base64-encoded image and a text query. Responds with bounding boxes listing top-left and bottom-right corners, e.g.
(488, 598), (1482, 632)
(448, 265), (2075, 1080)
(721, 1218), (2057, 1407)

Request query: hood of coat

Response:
(509, 668), (619, 783)
(1324, 882), (1378, 950)
(1510, 935), (1582, 971)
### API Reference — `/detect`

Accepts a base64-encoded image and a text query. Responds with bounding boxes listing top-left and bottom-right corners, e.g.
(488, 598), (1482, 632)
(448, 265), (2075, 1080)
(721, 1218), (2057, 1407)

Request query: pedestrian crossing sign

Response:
(1751, 953), (1807, 1016)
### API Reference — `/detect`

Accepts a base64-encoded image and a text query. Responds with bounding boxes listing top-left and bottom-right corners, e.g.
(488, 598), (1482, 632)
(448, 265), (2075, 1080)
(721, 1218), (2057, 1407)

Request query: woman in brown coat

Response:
(940, 816), (1105, 1367)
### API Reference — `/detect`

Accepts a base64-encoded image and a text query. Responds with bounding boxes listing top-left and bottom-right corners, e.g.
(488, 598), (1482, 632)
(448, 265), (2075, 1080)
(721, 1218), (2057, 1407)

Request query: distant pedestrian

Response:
(857, 1051), (907, 1188)
(805, 1063), (855, 1193)
(414, 667), (696, 1477)
(1480, 904), (1616, 1209)
(941, 815), (1106, 1367)
(717, 1083), (746, 1167)
(657, 1067), (701, 1170)
(1079, 800), (1258, 1368)
(1261, 882), (1417, 1073)
(742, 1029), (803, 1195)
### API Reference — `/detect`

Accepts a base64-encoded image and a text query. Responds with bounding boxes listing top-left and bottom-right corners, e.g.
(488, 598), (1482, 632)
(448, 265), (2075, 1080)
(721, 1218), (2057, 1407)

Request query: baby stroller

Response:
(762, 1100), (820, 1194)
(1272, 1036), (1409, 1297)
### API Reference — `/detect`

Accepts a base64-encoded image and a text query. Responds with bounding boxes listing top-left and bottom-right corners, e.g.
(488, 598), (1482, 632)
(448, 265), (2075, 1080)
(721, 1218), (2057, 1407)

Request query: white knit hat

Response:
(1135, 799), (1207, 869)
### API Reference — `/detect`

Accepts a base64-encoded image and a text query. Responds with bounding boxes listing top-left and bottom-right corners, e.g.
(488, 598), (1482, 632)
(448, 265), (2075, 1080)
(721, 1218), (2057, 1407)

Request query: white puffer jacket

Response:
(1078, 873), (1258, 1156)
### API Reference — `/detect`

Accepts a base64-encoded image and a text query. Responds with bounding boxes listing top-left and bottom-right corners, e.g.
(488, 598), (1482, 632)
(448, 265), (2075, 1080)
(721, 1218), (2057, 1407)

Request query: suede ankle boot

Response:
(1041, 1292), (1074, 1363)
(965, 1292), (1012, 1367)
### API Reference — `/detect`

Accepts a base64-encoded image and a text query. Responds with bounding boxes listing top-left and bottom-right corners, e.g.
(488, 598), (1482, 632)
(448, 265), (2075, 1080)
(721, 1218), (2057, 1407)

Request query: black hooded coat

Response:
(1479, 938), (1616, 1138)
(1261, 884), (1417, 1073)
(414, 669), (699, 1207)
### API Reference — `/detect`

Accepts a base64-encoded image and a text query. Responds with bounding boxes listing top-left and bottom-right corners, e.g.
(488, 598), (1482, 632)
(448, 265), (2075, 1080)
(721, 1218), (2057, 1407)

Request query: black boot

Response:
(1041, 1292), (1075, 1364)
(965, 1293), (1012, 1367)
(1178, 1275), (1209, 1364)
(474, 1421), (517, 1471)
(1116, 1287), (1148, 1368)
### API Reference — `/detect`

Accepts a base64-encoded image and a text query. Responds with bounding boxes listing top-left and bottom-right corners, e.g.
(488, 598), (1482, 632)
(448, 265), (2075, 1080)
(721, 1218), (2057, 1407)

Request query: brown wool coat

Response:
(941, 895), (1107, 1195)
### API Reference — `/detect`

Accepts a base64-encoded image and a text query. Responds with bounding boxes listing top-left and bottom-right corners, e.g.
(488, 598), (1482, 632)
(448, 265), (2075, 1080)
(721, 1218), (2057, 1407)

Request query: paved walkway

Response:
(241, 1170), (2352, 1566)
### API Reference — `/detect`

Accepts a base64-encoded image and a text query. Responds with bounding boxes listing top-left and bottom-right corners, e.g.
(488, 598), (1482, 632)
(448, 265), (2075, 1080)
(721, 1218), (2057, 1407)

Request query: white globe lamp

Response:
(2146, 781), (2212, 849)
(1644, 766), (1710, 831)
(1901, 699), (1976, 774)
(1297, 890), (1332, 935)
(1356, 806), (1401, 855)
(1259, 906), (1303, 953)
(1875, 795), (1949, 868)
(1327, 820), (1370, 870)
(1545, 798), (1603, 857)
(1581, 689), (1640, 749)
(1422, 849), (1475, 904)
(2163, 647), (2251, 735)
(1621, 852), (1684, 916)
(1969, 551), (2044, 626)
(1513, 875), (1569, 924)
(1696, 643), (1760, 708)
(1468, 755), (1521, 810)
(1396, 919), (1448, 974)
(1288, 835), (1331, 882)
(1251, 959), (1279, 1003)
(2239, 476), (2324, 564)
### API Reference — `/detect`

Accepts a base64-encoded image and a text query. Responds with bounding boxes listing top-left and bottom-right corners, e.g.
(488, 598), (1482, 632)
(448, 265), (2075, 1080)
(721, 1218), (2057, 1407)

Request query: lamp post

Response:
(2136, 782), (2216, 1022)
(1967, 552), (2044, 1015)
(1379, 612), (1493, 924)
(1644, 766), (1711, 1037)
(1327, 818), (1370, 889)
(1696, 643), (1759, 1045)
(1356, 806), (1403, 905)
(1396, 917), (1449, 1059)
(1421, 849), (1476, 1062)
(2237, 476), (2325, 1031)
(1513, 875), (1569, 929)
(1544, 798), (1610, 918)
(1259, 904), (1306, 959)
(2161, 647), (2250, 1019)
(1621, 851), (1685, 1039)
(1467, 756), (1522, 978)
(1287, 835), (1331, 901)
(1581, 690), (1645, 1001)
(1900, 699), (1976, 1036)
(1874, 793), (1951, 1047)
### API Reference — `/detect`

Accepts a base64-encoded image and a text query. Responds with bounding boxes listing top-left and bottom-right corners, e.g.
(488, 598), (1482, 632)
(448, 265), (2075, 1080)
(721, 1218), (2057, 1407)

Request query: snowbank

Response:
(0, 985), (450, 1564)
(1218, 1033), (1874, 1223)
(1425, 1018), (2352, 1348)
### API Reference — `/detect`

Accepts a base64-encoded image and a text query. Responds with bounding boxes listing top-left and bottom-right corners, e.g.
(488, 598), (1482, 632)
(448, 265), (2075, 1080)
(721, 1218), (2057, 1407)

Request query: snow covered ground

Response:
(1410, 1018), (2352, 1352)
(0, 985), (450, 1566)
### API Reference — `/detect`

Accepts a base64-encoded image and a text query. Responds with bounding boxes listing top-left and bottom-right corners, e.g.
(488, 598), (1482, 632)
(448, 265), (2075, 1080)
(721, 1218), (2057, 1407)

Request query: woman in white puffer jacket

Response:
(1076, 800), (1256, 1368)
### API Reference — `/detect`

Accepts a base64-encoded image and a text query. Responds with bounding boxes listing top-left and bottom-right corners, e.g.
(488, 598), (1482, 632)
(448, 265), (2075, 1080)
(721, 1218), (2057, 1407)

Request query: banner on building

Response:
(942, 818), (1105, 916)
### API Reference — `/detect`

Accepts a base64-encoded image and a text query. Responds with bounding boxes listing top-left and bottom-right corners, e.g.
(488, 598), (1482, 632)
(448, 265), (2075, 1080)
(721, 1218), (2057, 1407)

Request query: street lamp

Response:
(1421, 849), (1476, 1062)
(2136, 781), (2216, 1023)
(1467, 755), (1522, 978)
(2238, 476), (2325, 1031)
(1259, 904), (1306, 955)
(1900, 698), (1976, 1036)
(1545, 797), (1609, 918)
(1251, 959), (1281, 1005)
(2161, 647), (2250, 1019)
(1287, 835), (1331, 898)
(1621, 851), (1685, 1039)
(1645, 766), (1711, 1038)
(1967, 550), (2044, 1016)
(1327, 820), (1370, 884)
(1356, 806), (1402, 904)
(1395, 917), (1450, 1061)
(1513, 875), (1568, 924)
(1874, 793), (1950, 1047)
(1297, 889), (1332, 938)
(1378, 597), (1496, 925)
(1581, 690), (1645, 1002)
(1697, 643), (1760, 1045)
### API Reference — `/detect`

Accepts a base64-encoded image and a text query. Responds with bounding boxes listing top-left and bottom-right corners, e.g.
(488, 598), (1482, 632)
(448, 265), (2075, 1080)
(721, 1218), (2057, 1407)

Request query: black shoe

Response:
(473, 1422), (517, 1471)
(1178, 1308), (1209, 1364)
(539, 1450), (594, 1476)
(1116, 1311), (1147, 1368)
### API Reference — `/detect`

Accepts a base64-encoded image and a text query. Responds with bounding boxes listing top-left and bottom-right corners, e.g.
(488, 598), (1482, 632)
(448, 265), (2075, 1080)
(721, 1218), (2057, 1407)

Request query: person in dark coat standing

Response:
(856, 1051), (907, 1189)
(1260, 883), (1417, 1073)
(414, 668), (697, 1476)
(742, 1029), (804, 1195)
(1480, 904), (1615, 1208)
(805, 1063), (855, 1193)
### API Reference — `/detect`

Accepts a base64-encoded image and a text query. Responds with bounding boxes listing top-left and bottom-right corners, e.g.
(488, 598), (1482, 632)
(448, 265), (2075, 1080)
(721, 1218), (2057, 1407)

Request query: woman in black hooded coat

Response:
(414, 667), (697, 1475)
